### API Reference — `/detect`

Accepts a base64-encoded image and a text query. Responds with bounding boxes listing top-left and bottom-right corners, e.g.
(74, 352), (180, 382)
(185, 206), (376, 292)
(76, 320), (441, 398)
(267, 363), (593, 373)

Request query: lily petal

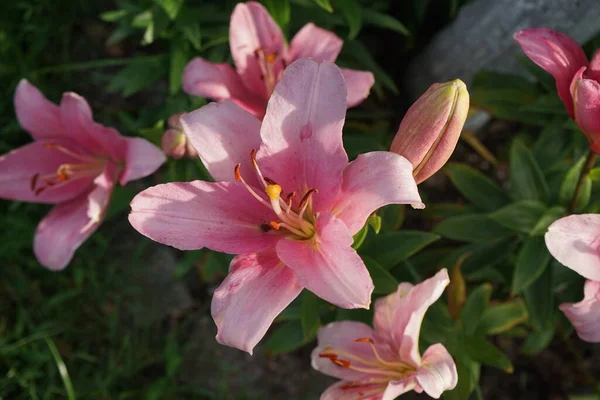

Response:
(545, 214), (600, 281)
(416, 344), (458, 398)
(0, 140), (93, 203)
(119, 137), (165, 186)
(288, 23), (343, 63)
(560, 280), (600, 342)
(382, 379), (420, 400)
(33, 165), (114, 270)
(229, 1), (286, 100)
(514, 28), (588, 117)
(321, 381), (387, 400)
(588, 49), (600, 82)
(180, 100), (262, 184)
(276, 212), (373, 309)
(330, 151), (423, 235)
(129, 180), (279, 253)
(212, 250), (302, 354)
(373, 269), (450, 366)
(571, 69), (600, 151)
(14, 79), (65, 140)
(341, 68), (375, 108)
(258, 58), (348, 211)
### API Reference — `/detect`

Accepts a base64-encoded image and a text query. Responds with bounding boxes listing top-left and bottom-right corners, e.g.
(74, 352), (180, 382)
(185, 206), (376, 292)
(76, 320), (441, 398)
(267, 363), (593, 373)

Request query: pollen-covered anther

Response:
(354, 337), (374, 344)
(299, 188), (318, 209)
(263, 177), (277, 185)
(268, 221), (281, 230)
(265, 52), (277, 64)
(250, 149), (259, 169)
(234, 164), (242, 181)
(333, 359), (352, 368)
(265, 184), (282, 201)
(318, 353), (337, 360)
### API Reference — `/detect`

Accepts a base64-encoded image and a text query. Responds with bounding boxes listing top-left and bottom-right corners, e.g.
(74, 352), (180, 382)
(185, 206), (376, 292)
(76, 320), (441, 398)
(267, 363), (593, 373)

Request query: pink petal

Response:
(311, 321), (379, 381)
(179, 100), (262, 184)
(571, 70), (600, 151)
(559, 280), (600, 342)
(415, 344), (458, 398)
(33, 165), (114, 270)
(341, 68), (376, 108)
(276, 212), (373, 309)
(373, 269), (450, 366)
(288, 23), (343, 63)
(229, 1), (286, 101)
(330, 151), (423, 235)
(321, 381), (387, 400)
(0, 140), (93, 203)
(182, 58), (266, 118)
(128, 180), (280, 253)
(119, 137), (165, 186)
(588, 49), (600, 82)
(212, 250), (302, 354)
(382, 379), (420, 400)
(545, 214), (600, 281)
(14, 79), (65, 140)
(257, 58), (348, 211)
(514, 28), (588, 117)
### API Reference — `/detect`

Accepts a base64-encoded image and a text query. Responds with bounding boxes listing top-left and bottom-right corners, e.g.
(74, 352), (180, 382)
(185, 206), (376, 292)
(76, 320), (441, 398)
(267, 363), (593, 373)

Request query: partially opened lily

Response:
(182, 1), (374, 119)
(559, 280), (600, 343)
(129, 58), (423, 354)
(311, 269), (457, 400)
(0, 80), (165, 270)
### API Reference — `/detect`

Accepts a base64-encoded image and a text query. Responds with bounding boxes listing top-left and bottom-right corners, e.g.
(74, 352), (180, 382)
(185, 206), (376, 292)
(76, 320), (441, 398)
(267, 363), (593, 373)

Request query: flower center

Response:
(30, 143), (107, 196)
(254, 48), (285, 97)
(235, 149), (317, 239)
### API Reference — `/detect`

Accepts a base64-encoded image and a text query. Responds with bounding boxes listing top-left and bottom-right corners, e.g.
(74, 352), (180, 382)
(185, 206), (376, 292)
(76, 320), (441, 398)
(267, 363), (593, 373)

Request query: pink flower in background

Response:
(182, 1), (375, 119)
(129, 59), (422, 353)
(0, 80), (165, 270)
(311, 269), (457, 400)
(161, 113), (198, 160)
(545, 214), (600, 342)
(514, 28), (600, 151)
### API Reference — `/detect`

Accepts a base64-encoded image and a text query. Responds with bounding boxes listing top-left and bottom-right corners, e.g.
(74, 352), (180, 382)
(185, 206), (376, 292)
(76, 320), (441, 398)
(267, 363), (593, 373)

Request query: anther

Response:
(333, 359), (351, 368)
(263, 177), (277, 185)
(268, 221), (281, 230)
(30, 173), (40, 191)
(299, 189), (318, 209)
(265, 184), (282, 201)
(265, 52), (277, 64)
(234, 164), (242, 181)
(318, 353), (337, 360)
(355, 338), (374, 344)
(250, 149), (258, 169)
(285, 191), (296, 202)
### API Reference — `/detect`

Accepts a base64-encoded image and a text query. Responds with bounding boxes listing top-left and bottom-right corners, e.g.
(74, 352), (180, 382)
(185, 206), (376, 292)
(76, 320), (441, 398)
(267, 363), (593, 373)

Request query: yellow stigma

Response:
(265, 184), (282, 201)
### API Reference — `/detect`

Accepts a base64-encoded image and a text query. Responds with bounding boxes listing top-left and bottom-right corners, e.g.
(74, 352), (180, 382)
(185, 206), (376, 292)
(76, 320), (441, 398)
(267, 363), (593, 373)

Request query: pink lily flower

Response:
(182, 1), (375, 119)
(311, 269), (457, 400)
(514, 28), (600, 151)
(0, 80), (165, 270)
(129, 58), (423, 354)
(545, 214), (600, 342)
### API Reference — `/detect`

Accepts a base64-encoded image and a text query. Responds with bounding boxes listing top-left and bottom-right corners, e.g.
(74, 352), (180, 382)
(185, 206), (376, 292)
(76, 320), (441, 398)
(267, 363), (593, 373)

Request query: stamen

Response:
(355, 338), (374, 344)
(30, 173), (39, 191)
(318, 353), (337, 360)
(269, 221), (281, 230)
(354, 338), (412, 370)
(333, 359), (351, 368)
(234, 164), (272, 208)
(298, 189), (318, 220)
(234, 164), (242, 181)
(278, 222), (308, 238)
(265, 52), (277, 64)
(265, 184), (282, 201)
(263, 177), (277, 185)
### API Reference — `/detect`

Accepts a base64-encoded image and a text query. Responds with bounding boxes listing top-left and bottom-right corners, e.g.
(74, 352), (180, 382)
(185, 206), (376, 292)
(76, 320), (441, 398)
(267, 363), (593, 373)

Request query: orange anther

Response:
(234, 164), (242, 181)
(354, 337), (374, 344)
(265, 52), (277, 64)
(250, 149), (258, 168)
(268, 221), (281, 230)
(332, 359), (351, 368)
(318, 353), (337, 360)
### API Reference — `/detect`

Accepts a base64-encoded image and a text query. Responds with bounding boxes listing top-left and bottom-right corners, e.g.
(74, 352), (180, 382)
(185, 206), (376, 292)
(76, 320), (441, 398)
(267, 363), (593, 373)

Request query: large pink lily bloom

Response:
(129, 58), (423, 354)
(545, 214), (600, 342)
(311, 269), (457, 400)
(514, 28), (600, 151)
(0, 80), (165, 270)
(182, 1), (375, 119)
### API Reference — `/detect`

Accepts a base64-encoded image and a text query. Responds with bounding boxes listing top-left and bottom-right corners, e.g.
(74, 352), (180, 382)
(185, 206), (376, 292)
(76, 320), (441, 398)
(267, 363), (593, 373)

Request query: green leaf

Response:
(488, 200), (547, 234)
(559, 155), (592, 211)
(367, 213), (382, 234)
(100, 9), (128, 22)
(524, 266), (554, 331)
(512, 236), (552, 294)
(301, 291), (321, 340)
(461, 283), (493, 337)
(444, 163), (511, 212)
(169, 41), (188, 95)
(362, 8), (409, 36)
(530, 206), (566, 236)
(313, 0), (334, 12)
(177, 11), (202, 50)
(476, 300), (528, 336)
(335, 0), (362, 39)
(105, 186), (137, 220)
(465, 337), (513, 373)
(154, 0), (184, 19)
(509, 139), (550, 202)
(351, 223), (369, 250)
(521, 327), (554, 355)
(263, 0), (291, 29)
(107, 56), (167, 97)
(434, 214), (513, 243)
(362, 231), (440, 268)
(589, 166), (600, 181)
(363, 256), (398, 294)
(264, 321), (310, 354)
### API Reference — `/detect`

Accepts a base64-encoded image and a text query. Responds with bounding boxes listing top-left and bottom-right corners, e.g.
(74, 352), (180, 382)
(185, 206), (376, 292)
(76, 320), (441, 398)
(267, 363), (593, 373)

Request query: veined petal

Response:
(229, 1), (286, 100)
(415, 344), (458, 398)
(119, 137), (165, 186)
(258, 59), (348, 211)
(14, 79), (65, 140)
(321, 381), (387, 400)
(514, 28), (588, 117)
(212, 250), (302, 354)
(0, 140), (93, 203)
(129, 180), (280, 253)
(341, 69), (375, 108)
(182, 58), (266, 118)
(382, 378), (419, 400)
(373, 269), (450, 366)
(33, 164), (114, 270)
(330, 151), (423, 235)
(180, 101), (262, 184)
(560, 280), (600, 342)
(545, 214), (600, 281)
(288, 23), (343, 63)
(276, 212), (373, 309)
(571, 70), (600, 151)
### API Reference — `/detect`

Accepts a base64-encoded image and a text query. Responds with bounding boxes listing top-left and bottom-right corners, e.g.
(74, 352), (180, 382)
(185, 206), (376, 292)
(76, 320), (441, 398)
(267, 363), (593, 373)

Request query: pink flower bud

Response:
(162, 129), (187, 160)
(571, 67), (600, 153)
(390, 79), (469, 184)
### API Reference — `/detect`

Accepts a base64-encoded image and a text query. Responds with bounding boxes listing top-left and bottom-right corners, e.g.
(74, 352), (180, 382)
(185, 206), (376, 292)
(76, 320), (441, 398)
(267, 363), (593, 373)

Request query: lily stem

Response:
(569, 149), (598, 213)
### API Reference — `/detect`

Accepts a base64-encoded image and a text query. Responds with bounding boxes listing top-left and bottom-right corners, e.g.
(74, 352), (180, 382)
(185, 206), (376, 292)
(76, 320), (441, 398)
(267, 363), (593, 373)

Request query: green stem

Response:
(569, 149), (598, 213)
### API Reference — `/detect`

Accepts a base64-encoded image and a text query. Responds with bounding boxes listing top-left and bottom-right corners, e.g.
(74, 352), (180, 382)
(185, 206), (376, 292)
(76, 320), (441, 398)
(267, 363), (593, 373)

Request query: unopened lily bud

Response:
(571, 66), (600, 153)
(391, 79), (469, 184)
(162, 129), (187, 159)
